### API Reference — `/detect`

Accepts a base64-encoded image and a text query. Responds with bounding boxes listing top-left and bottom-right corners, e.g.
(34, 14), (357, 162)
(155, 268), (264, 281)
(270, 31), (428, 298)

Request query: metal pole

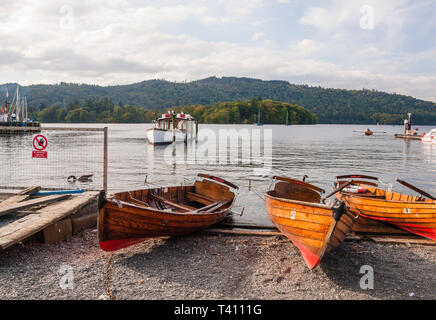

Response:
(172, 111), (176, 143)
(103, 127), (108, 192)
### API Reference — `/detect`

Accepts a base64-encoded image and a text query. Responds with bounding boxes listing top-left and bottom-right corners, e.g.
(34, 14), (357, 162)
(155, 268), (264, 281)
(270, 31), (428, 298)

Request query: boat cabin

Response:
(153, 111), (194, 132)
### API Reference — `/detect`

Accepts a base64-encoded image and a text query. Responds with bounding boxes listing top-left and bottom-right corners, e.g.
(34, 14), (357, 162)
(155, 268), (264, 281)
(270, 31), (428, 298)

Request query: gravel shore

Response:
(0, 230), (434, 300)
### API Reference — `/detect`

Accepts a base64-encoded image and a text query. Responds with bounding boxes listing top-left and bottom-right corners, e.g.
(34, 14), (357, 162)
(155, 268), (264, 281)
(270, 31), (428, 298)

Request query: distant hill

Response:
(1, 77), (435, 124)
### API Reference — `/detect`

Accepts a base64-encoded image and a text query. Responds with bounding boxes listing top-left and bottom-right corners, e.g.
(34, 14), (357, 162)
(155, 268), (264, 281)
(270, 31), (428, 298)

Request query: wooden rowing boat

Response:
(365, 129), (373, 136)
(98, 174), (238, 251)
(335, 175), (436, 241)
(265, 176), (358, 269)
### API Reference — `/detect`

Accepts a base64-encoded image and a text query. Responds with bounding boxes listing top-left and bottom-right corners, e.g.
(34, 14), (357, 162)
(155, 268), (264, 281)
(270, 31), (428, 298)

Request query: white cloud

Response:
(252, 32), (266, 41)
(0, 0), (434, 102)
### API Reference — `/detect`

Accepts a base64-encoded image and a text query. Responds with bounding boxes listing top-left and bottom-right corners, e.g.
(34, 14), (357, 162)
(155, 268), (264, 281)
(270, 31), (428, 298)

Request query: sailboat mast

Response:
(15, 86), (20, 121)
(24, 96), (28, 120)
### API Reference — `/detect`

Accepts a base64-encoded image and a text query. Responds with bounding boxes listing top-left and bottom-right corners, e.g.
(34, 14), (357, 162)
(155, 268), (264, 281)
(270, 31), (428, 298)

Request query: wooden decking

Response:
(0, 191), (98, 251)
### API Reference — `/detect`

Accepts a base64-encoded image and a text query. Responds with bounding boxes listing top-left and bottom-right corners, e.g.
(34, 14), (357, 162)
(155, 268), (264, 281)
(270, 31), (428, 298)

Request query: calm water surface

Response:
(4, 123), (436, 225)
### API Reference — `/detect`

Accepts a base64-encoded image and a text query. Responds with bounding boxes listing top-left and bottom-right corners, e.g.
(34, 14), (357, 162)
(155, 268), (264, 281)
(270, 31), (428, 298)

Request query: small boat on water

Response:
(395, 113), (420, 140)
(265, 176), (358, 269)
(365, 129), (373, 136)
(335, 175), (436, 241)
(421, 128), (436, 143)
(146, 111), (195, 145)
(98, 174), (238, 251)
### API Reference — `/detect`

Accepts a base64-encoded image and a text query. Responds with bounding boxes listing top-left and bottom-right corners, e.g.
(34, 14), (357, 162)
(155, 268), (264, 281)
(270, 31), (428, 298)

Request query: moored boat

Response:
(265, 176), (358, 269)
(98, 174), (238, 251)
(421, 128), (436, 143)
(335, 175), (436, 241)
(146, 111), (195, 145)
(0, 86), (40, 133)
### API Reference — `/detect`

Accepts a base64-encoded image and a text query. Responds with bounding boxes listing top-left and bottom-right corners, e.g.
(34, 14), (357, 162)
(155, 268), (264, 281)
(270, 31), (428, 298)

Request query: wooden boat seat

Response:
(272, 181), (321, 203)
(342, 192), (386, 199)
(192, 180), (235, 203)
(186, 192), (215, 205)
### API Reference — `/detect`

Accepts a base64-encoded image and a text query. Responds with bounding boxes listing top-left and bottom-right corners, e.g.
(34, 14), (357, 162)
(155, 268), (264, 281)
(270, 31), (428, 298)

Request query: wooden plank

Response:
(186, 191), (215, 205)
(0, 187), (41, 207)
(202, 228), (283, 236)
(42, 127), (106, 132)
(220, 222), (276, 229)
(0, 195), (30, 206)
(150, 193), (194, 211)
(369, 236), (436, 246)
(0, 192), (98, 250)
(0, 194), (70, 217)
(17, 186), (41, 196)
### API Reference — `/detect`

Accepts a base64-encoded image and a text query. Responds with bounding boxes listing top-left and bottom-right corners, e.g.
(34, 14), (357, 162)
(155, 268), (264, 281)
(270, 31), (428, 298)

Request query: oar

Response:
(321, 180), (354, 203)
(192, 201), (225, 214)
(397, 179), (436, 200)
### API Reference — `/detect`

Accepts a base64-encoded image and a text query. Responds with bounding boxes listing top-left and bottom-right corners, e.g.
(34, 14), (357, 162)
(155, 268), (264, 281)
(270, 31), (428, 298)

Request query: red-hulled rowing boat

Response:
(335, 175), (436, 241)
(98, 174), (238, 251)
(265, 176), (358, 269)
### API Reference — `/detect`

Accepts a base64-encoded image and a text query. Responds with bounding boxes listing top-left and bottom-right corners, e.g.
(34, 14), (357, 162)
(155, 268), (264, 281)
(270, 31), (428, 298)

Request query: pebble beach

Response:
(0, 229), (435, 300)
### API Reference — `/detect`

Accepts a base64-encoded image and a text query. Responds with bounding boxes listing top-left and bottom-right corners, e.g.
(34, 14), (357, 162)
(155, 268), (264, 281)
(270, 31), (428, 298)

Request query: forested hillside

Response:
(34, 98), (316, 125)
(1, 77), (435, 124)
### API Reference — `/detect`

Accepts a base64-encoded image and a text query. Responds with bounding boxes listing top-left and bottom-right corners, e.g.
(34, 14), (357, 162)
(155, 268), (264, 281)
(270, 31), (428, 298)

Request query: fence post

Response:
(104, 127), (108, 192)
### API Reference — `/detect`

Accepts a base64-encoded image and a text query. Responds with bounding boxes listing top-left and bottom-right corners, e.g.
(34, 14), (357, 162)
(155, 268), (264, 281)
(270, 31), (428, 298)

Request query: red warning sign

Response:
(32, 151), (47, 158)
(32, 134), (48, 158)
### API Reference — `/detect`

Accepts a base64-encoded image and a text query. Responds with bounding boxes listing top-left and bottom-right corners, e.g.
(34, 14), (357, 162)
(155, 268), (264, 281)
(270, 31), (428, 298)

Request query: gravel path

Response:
(0, 230), (434, 300)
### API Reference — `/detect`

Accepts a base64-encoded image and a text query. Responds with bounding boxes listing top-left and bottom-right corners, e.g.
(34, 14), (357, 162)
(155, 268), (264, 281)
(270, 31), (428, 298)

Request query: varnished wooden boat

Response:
(335, 175), (436, 241)
(365, 129), (373, 136)
(98, 174), (238, 251)
(265, 176), (358, 269)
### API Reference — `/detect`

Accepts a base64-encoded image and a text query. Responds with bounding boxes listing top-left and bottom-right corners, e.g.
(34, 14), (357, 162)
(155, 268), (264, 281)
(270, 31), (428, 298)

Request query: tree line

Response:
(33, 97), (316, 125)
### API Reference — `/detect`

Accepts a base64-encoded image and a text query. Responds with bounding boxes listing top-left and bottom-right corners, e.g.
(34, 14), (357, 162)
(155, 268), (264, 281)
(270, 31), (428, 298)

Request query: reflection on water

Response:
(1, 123), (435, 225)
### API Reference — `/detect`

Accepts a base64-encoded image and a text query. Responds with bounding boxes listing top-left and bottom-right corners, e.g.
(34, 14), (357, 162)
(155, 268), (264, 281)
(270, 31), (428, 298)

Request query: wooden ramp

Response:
(0, 192), (98, 251)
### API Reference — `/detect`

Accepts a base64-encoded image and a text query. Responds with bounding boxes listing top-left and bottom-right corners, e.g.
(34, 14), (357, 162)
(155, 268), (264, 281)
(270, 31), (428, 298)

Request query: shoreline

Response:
(0, 229), (434, 300)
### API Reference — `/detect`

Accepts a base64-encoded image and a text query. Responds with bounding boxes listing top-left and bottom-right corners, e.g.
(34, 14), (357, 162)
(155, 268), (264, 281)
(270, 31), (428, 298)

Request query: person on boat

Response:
(365, 128), (373, 136)
(404, 119), (412, 134)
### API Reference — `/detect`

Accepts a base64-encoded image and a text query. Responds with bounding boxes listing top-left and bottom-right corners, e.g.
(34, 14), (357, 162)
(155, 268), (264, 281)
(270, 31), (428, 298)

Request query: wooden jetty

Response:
(0, 189), (98, 250)
(0, 122), (41, 133)
(395, 133), (421, 140)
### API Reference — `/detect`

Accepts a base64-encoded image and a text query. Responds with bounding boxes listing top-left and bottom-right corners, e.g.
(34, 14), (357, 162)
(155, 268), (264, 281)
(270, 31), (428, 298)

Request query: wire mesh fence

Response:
(0, 126), (107, 192)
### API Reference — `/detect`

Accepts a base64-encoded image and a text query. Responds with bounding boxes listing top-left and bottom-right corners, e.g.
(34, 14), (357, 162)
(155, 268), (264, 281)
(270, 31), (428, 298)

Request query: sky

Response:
(0, 0), (435, 101)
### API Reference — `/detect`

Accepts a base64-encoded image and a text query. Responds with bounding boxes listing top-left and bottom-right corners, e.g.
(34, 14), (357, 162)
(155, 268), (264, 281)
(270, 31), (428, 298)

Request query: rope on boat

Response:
(144, 175), (161, 187)
(105, 252), (118, 300)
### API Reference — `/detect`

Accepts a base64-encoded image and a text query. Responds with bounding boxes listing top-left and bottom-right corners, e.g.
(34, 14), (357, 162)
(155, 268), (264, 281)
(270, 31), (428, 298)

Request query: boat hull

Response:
(421, 129), (436, 143)
(98, 181), (236, 251)
(265, 193), (356, 269)
(337, 190), (436, 241)
(146, 128), (186, 145)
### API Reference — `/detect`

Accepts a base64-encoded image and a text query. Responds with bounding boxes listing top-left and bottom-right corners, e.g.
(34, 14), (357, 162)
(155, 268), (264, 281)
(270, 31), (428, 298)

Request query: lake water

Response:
(2, 123), (436, 226)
